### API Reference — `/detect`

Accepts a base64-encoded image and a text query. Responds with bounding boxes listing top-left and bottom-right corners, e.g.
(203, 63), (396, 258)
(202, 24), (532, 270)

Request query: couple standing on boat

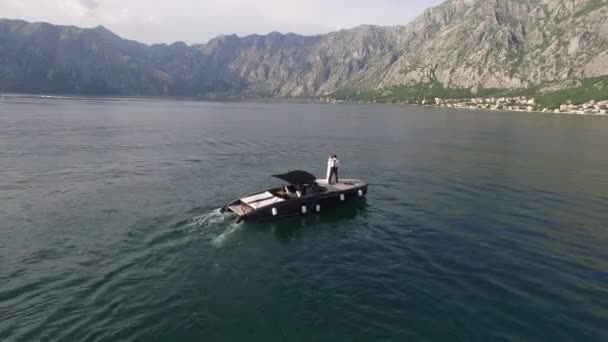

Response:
(326, 154), (341, 184)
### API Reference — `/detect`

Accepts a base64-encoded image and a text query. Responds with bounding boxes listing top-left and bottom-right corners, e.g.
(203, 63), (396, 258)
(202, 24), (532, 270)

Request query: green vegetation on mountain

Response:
(331, 82), (473, 103)
(535, 76), (608, 107)
(329, 76), (608, 109)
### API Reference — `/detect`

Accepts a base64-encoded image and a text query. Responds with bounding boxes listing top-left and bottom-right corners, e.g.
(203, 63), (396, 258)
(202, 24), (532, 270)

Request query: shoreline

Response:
(316, 97), (608, 116)
(2, 92), (607, 117)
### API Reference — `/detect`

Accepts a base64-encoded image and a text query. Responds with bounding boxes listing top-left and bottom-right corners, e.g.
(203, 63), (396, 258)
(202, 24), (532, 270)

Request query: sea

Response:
(1, 94), (607, 341)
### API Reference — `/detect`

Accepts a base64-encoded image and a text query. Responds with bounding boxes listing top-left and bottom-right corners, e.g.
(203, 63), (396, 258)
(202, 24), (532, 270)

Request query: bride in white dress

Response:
(326, 155), (333, 182)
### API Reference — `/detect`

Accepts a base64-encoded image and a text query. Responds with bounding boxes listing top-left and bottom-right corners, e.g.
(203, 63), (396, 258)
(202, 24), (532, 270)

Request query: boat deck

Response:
(228, 203), (252, 216)
(315, 179), (367, 192)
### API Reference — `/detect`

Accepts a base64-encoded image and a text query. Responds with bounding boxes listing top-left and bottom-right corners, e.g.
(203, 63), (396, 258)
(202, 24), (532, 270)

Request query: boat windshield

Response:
(273, 183), (327, 199)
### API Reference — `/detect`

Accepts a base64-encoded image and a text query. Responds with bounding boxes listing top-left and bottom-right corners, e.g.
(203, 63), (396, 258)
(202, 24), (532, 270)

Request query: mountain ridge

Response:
(0, 0), (607, 104)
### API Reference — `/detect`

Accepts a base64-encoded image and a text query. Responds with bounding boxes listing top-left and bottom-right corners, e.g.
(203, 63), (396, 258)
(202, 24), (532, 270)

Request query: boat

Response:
(221, 170), (368, 223)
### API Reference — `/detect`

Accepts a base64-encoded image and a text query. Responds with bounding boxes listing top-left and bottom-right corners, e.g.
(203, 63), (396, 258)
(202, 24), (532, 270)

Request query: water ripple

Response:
(2, 99), (608, 341)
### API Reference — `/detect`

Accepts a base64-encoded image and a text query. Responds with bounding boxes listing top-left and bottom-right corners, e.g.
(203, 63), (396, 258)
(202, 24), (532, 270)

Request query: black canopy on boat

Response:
(272, 170), (317, 185)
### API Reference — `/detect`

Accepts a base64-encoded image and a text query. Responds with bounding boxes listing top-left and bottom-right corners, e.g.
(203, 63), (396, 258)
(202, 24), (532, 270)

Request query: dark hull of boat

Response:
(222, 183), (368, 223)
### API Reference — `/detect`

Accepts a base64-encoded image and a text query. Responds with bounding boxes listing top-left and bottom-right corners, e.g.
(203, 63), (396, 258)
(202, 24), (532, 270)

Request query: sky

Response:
(0, 0), (444, 44)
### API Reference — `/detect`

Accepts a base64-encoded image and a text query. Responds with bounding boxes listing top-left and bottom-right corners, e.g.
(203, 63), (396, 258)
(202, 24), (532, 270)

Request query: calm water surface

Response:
(1, 95), (607, 341)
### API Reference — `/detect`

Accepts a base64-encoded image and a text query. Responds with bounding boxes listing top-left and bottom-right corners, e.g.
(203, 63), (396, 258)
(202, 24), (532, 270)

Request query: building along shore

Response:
(319, 96), (608, 116)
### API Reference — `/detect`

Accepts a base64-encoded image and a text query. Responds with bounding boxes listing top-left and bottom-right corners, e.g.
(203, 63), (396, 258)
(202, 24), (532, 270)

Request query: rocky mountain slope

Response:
(381, 0), (608, 92)
(0, 0), (607, 99)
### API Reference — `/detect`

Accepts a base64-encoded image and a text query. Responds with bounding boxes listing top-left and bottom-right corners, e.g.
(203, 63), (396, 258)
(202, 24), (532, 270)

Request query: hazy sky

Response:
(0, 0), (444, 44)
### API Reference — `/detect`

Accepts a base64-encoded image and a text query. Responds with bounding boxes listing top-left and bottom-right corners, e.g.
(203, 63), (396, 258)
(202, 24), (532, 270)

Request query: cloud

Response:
(78, 0), (99, 10)
(0, 0), (444, 44)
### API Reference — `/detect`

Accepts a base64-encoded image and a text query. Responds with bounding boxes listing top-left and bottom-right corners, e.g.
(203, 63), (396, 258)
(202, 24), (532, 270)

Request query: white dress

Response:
(326, 157), (333, 181)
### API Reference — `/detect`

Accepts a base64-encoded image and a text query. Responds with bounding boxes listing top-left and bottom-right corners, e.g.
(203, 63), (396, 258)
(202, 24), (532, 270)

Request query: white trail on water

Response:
(186, 209), (242, 247)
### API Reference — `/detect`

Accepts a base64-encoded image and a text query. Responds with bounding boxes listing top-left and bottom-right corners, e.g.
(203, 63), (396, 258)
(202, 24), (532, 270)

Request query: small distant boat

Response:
(221, 170), (368, 223)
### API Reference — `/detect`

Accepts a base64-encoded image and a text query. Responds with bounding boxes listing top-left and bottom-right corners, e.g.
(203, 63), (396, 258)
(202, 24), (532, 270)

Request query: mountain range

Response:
(1, 0), (607, 105)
